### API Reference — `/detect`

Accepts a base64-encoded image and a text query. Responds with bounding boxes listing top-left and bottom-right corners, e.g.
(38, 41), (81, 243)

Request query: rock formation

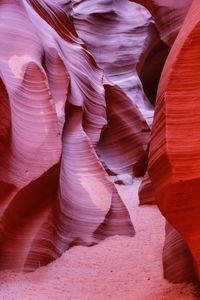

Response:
(1, 0), (199, 286)
(132, 0), (193, 206)
(0, 0), (155, 271)
(148, 0), (200, 283)
(130, 0), (192, 46)
(68, 0), (173, 208)
(70, 0), (155, 124)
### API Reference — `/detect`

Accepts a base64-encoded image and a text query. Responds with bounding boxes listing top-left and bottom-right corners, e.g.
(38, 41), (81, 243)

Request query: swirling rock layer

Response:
(0, 0), (156, 271)
(70, 0), (155, 123)
(2, 0), (195, 281)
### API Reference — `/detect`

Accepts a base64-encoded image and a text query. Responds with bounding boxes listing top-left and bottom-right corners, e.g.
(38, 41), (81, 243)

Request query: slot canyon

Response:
(0, 0), (200, 299)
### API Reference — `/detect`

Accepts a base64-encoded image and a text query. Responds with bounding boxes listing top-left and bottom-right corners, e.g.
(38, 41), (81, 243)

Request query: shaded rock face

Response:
(147, 0), (200, 283)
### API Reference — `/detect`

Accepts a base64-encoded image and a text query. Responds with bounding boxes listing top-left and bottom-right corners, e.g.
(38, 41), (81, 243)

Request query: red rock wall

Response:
(148, 0), (200, 282)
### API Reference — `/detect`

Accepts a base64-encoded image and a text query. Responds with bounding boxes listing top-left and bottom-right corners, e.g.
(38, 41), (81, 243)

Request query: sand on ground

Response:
(0, 179), (197, 300)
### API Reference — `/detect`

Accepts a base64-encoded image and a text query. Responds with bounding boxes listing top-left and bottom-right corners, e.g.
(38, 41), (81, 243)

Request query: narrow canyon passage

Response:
(0, 180), (196, 300)
(1, 1), (200, 299)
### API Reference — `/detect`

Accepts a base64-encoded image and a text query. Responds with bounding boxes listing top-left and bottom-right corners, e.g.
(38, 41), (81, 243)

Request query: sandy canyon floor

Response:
(0, 180), (197, 300)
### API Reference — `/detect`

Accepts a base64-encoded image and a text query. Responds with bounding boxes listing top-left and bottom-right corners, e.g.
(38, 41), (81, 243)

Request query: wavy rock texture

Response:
(131, 0), (192, 46)
(1, 0), (196, 283)
(0, 0), (154, 271)
(148, 0), (200, 282)
(70, 0), (156, 124)
(60, 0), (169, 208)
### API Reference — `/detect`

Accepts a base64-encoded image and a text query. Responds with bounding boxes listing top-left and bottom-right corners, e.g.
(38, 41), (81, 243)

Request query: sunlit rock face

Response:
(148, 0), (200, 283)
(0, 0), (156, 271)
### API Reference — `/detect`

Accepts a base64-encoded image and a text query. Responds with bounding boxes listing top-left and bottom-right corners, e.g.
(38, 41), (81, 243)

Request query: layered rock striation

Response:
(0, 0), (153, 271)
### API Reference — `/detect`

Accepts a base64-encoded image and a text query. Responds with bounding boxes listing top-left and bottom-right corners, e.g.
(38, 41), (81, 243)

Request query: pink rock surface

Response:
(0, 0), (155, 271)
(1, 0), (198, 292)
